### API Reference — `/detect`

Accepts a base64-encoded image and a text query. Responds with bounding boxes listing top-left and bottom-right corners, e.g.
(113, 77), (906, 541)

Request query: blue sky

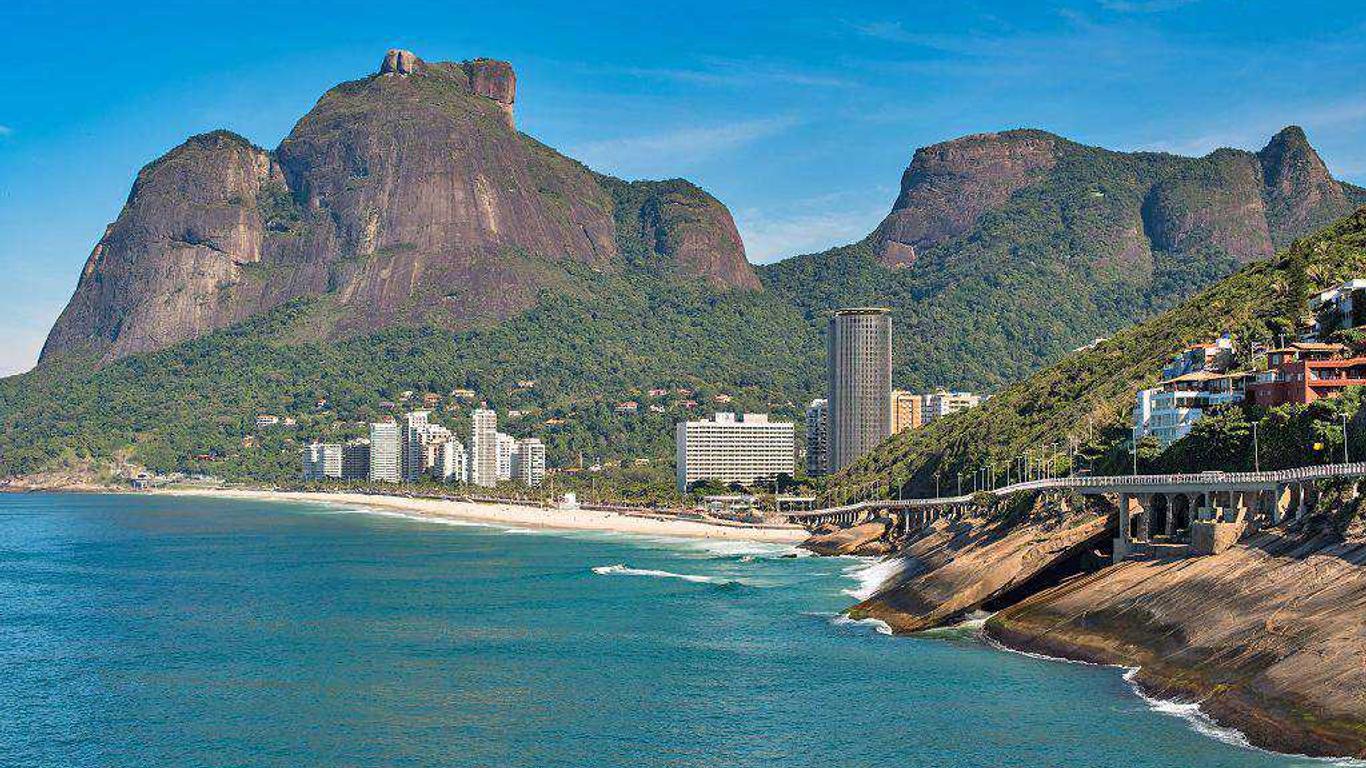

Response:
(2, 1), (1365, 375)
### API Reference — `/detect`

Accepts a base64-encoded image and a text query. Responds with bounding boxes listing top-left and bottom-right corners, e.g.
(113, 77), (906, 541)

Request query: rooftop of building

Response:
(831, 307), (892, 316)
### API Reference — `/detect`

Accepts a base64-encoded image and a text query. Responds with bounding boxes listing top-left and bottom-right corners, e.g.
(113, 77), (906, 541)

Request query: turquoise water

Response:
(0, 493), (1333, 767)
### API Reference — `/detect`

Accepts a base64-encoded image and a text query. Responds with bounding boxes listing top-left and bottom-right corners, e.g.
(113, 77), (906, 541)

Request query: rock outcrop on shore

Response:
(801, 520), (893, 556)
(986, 531), (1366, 759)
(846, 493), (1111, 632)
(819, 489), (1366, 758)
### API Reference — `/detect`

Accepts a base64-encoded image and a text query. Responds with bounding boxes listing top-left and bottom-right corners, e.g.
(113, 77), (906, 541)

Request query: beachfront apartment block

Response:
(470, 408), (498, 488)
(342, 440), (370, 480)
(513, 437), (547, 488)
(675, 412), (796, 492)
(496, 432), (517, 482)
(433, 439), (468, 483)
(369, 421), (402, 482)
(302, 443), (343, 480)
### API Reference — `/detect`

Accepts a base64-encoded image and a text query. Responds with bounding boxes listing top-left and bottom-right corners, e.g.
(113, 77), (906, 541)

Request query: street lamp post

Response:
(1252, 421), (1260, 473)
(1342, 413), (1350, 464)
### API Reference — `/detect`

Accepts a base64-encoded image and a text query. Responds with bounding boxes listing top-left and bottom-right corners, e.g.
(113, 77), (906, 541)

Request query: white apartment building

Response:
(433, 440), (468, 483)
(302, 443), (343, 480)
(675, 412), (796, 492)
(513, 437), (547, 488)
(1134, 372), (1250, 448)
(369, 421), (401, 483)
(496, 432), (517, 482)
(469, 408), (498, 488)
(921, 391), (981, 424)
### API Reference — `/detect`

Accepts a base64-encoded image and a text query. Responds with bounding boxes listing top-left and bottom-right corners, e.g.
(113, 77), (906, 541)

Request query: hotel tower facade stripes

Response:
(827, 307), (892, 472)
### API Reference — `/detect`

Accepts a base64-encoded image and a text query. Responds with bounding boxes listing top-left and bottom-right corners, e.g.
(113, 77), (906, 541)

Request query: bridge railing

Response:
(786, 461), (1366, 521)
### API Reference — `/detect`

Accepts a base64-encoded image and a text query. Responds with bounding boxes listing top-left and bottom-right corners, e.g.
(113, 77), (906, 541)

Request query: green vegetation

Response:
(831, 207), (1366, 503)
(0, 264), (821, 483)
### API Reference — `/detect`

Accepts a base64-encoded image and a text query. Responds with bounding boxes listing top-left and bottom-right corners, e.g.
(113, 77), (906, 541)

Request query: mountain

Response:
(10, 50), (1366, 482)
(759, 127), (1366, 391)
(40, 50), (760, 363)
(830, 205), (1366, 502)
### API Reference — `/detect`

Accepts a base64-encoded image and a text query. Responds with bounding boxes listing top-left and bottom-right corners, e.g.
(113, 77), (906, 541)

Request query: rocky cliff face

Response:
(986, 530), (1366, 759)
(40, 50), (759, 363)
(870, 126), (1362, 270)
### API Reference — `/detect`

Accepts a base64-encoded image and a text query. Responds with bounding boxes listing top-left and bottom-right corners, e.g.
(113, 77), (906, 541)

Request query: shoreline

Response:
(146, 486), (810, 544)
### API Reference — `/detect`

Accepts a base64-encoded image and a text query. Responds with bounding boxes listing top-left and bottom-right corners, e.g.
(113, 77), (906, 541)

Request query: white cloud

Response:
(570, 117), (798, 176)
(736, 196), (890, 263)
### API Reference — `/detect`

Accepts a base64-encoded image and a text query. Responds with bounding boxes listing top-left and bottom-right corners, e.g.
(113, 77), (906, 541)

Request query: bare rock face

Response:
(379, 49), (421, 76)
(1141, 149), (1276, 262)
(986, 532), (1366, 759)
(461, 58), (515, 129)
(41, 131), (288, 360)
(1258, 125), (1356, 247)
(40, 51), (760, 363)
(872, 130), (1058, 267)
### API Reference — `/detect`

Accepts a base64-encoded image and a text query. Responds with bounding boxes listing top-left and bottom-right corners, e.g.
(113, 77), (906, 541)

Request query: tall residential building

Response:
(804, 399), (829, 476)
(496, 432), (517, 482)
(401, 411), (430, 481)
(368, 421), (401, 483)
(513, 437), (547, 488)
(342, 440), (370, 480)
(302, 443), (343, 480)
(469, 408), (499, 488)
(433, 439), (468, 483)
(827, 307), (892, 471)
(675, 412), (796, 492)
(921, 391), (981, 424)
(890, 390), (923, 433)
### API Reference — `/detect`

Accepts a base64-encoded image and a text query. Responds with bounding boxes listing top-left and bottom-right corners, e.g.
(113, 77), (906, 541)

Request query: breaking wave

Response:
(830, 615), (894, 635)
(841, 556), (906, 601)
(591, 564), (737, 585)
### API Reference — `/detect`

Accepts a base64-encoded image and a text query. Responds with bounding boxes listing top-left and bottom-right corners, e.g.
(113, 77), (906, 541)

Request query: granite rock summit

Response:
(41, 51), (758, 363)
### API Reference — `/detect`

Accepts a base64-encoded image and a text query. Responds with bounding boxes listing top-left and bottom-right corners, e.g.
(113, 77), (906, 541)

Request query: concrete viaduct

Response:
(785, 461), (1366, 561)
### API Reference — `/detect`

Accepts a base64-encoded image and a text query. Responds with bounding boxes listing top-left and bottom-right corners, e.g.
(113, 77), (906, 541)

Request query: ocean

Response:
(0, 493), (1342, 767)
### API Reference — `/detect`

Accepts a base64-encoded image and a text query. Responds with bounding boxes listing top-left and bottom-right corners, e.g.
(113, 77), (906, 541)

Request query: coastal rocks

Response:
(846, 493), (1111, 632)
(984, 531), (1366, 759)
(801, 520), (892, 556)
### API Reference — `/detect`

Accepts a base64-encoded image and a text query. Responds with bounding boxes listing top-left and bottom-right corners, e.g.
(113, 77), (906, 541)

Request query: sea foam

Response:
(830, 614), (894, 635)
(591, 564), (731, 584)
(841, 556), (906, 601)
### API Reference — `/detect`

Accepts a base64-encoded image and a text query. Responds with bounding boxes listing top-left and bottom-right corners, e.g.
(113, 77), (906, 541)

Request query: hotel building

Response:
(827, 308), (892, 471)
(675, 412), (796, 492)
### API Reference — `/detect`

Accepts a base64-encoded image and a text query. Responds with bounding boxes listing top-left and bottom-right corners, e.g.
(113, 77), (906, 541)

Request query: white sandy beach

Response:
(153, 487), (810, 543)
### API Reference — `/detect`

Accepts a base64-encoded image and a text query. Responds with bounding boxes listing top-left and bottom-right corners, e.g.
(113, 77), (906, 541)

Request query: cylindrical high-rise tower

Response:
(827, 307), (892, 472)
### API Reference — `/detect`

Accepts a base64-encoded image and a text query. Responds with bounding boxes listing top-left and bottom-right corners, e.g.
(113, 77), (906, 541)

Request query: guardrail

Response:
(785, 461), (1366, 520)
